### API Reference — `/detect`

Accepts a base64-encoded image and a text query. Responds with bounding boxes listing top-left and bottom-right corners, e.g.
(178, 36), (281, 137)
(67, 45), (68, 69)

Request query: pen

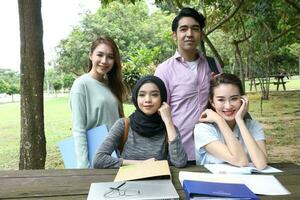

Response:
(110, 181), (126, 190)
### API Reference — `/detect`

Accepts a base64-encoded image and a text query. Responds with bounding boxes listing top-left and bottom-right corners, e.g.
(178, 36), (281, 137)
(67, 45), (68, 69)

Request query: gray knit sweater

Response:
(93, 118), (187, 168)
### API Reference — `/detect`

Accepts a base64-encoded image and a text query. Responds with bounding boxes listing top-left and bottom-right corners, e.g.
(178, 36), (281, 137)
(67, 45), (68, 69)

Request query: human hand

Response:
(211, 72), (223, 78)
(158, 102), (172, 124)
(199, 109), (222, 123)
(235, 95), (249, 120)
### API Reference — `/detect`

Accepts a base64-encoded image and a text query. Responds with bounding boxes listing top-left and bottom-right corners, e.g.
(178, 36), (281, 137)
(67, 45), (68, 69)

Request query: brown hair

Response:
(88, 35), (126, 117)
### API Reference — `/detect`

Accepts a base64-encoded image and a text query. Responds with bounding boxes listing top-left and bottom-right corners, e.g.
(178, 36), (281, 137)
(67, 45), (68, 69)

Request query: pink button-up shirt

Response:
(155, 51), (222, 160)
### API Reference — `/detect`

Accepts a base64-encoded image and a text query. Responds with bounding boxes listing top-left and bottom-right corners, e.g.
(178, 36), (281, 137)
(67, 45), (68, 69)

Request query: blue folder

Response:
(183, 180), (259, 200)
(58, 124), (116, 168)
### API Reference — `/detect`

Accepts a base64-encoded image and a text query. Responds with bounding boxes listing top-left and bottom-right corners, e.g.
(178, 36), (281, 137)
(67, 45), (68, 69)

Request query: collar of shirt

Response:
(173, 50), (206, 63)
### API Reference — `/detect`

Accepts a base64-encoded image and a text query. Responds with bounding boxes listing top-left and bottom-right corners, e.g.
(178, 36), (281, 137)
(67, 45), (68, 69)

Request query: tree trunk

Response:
(233, 41), (245, 90)
(18, 0), (46, 169)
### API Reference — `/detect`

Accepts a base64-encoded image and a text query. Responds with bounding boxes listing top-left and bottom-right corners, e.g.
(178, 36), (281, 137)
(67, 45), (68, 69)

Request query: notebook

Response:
(179, 171), (290, 196)
(183, 180), (259, 200)
(114, 160), (171, 181)
(87, 180), (179, 200)
(58, 124), (116, 168)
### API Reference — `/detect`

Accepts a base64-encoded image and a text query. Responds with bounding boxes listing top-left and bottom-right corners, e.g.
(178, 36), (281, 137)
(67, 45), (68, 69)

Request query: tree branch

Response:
(270, 22), (300, 42)
(206, 0), (244, 35)
(285, 0), (300, 13)
(202, 34), (224, 67)
(174, 0), (183, 9)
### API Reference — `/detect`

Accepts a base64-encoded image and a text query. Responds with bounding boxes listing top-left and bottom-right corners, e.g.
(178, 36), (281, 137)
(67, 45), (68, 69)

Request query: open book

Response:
(204, 163), (282, 174)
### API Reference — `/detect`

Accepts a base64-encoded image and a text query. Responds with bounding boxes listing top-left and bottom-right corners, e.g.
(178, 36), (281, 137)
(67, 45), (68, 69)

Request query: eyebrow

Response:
(215, 94), (240, 98)
(138, 90), (160, 93)
(179, 24), (201, 29)
(95, 51), (113, 55)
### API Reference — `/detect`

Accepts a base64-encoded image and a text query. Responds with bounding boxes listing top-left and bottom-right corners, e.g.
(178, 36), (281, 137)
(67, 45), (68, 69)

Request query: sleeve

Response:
(168, 126), (188, 168)
(247, 119), (265, 141)
(154, 64), (171, 104)
(70, 81), (89, 168)
(92, 118), (125, 169)
(194, 123), (220, 152)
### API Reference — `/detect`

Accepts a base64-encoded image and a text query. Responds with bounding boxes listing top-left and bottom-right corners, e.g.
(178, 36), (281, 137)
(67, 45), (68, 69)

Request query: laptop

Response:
(87, 179), (179, 200)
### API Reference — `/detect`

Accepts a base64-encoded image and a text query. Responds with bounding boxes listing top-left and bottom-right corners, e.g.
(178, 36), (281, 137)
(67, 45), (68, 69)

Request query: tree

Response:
(6, 84), (20, 102)
(18, 0), (46, 169)
(0, 80), (9, 94)
(62, 74), (75, 90)
(53, 81), (63, 94)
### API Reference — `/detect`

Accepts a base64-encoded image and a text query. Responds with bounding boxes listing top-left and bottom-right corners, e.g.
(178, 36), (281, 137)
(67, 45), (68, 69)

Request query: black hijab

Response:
(129, 75), (167, 138)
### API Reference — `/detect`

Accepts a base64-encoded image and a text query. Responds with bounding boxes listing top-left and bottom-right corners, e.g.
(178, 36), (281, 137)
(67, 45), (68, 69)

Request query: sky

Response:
(0, 0), (100, 72)
(0, 0), (157, 72)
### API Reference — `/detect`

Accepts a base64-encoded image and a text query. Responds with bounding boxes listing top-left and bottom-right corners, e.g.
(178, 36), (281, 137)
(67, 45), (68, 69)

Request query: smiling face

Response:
(89, 43), (114, 81)
(172, 17), (202, 56)
(137, 82), (162, 115)
(210, 84), (242, 123)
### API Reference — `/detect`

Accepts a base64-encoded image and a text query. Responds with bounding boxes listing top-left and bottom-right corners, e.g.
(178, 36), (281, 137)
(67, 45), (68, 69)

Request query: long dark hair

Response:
(88, 35), (126, 117)
(207, 73), (245, 110)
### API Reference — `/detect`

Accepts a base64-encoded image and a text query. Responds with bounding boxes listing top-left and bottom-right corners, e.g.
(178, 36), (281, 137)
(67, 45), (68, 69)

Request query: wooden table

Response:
(1, 163), (299, 199)
(272, 74), (287, 91)
(249, 77), (260, 92)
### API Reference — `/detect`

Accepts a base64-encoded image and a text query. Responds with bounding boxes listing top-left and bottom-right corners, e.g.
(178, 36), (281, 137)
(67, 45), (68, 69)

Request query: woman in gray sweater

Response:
(93, 75), (187, 168)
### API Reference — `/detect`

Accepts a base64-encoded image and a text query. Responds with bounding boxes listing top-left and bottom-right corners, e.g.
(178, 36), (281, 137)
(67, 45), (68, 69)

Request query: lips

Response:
(143, 105), (153, 109)
(223, 110), (235, 116)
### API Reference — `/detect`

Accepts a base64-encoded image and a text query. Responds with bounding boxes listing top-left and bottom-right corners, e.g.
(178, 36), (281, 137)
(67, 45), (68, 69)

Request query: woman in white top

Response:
(194, 73), (267, 169)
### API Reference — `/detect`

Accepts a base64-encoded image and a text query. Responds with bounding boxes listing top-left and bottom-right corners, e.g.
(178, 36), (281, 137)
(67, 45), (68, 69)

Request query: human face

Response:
(89, 43), (114, 81)
(211, 84), (242, 123)
(173, 17), (202, 56)
(137, 82), (161, 115)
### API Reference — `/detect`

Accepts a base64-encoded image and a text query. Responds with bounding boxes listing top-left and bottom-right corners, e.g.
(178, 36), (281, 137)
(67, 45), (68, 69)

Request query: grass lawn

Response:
(0, 76), (299, 169)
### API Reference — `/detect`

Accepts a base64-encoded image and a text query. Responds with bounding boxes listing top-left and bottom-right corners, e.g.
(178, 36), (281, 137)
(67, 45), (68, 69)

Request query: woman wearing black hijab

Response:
(93, 75), (187, 168)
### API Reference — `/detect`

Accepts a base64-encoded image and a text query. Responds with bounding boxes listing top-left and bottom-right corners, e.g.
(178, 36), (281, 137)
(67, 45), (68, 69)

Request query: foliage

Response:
(0, 69), (20, 96)
(52, 81), (62, 92)
(45, 68), (75, 92)
(54, 1), (174, 90)
(62, 74), (75, 89)
(0, 80), (9, 94)
(53, 0), (299, 95)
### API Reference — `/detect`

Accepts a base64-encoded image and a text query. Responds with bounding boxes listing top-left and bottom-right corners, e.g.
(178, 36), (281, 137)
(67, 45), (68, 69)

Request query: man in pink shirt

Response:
(155, 7), (222, 162)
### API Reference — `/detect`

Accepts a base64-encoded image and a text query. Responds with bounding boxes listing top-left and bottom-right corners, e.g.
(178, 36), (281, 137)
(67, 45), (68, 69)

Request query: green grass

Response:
(0, 76), (299, 169)
(0, 97), (135, 169)
(245, 75), (300, 92)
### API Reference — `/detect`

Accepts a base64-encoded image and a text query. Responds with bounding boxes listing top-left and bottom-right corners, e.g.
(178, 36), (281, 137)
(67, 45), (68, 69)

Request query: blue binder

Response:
(59, 124), (116, 168)
(183, 180), (259, 200)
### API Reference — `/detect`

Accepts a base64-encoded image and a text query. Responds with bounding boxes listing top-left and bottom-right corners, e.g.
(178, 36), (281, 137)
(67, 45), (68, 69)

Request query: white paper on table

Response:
(179, 171), (290, 196)
(204, 163), (282, 174)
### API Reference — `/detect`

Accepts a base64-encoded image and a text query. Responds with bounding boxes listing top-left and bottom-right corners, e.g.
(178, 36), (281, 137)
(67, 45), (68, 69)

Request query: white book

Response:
(204, 163), (282, 174)
(87, 179), (179, 200)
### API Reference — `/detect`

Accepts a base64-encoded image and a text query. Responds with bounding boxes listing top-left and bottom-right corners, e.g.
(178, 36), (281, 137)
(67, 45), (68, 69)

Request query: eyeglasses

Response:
(103, 181), (141, 199)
